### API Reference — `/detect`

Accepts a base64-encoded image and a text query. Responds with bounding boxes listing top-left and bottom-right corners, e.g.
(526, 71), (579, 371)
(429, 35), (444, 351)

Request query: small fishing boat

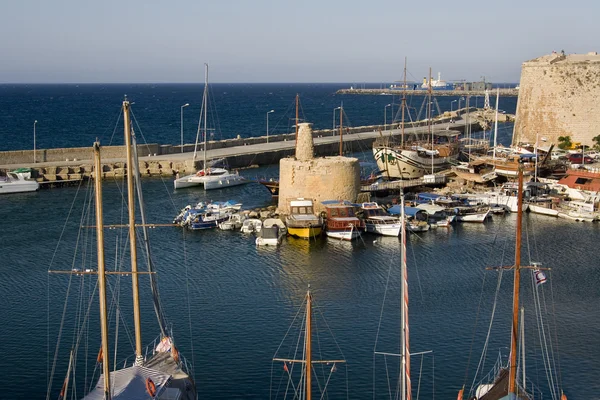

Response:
(389, 205), (430, 232)
(255, 218), (286, 246)
(360, 202), (401, 237)
(285, 198), (323, 239)
(322, 200), (365, 241)
(218, 212), (247, 230)
(241, 218), (263, 234)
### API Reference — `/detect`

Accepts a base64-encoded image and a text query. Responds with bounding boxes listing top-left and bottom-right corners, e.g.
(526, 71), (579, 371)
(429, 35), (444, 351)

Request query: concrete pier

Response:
(336, 88), (519, 96)
(0, 114), (489, 185)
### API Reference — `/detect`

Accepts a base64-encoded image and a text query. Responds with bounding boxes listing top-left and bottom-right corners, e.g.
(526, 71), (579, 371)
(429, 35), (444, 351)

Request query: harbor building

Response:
(513, 52), (600, 147)
(278, 123), (360, 214)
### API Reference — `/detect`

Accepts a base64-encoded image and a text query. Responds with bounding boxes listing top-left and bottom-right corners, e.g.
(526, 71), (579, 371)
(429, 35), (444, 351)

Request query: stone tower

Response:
(278, 123), (360, 214)
(513, 52), (600, 147)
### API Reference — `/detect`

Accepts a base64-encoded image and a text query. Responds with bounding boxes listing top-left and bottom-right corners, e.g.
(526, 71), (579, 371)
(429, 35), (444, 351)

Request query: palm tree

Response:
(558, 135), (572, 150)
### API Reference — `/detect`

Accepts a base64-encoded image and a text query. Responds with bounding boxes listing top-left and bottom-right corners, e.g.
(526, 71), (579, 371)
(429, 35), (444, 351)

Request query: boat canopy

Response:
(387, 205), (428, 218)
(416, 192), (443, 201)
(321, 200), (360, 207)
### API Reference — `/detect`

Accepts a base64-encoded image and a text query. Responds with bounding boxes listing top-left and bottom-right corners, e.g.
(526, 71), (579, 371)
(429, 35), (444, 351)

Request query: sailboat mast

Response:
(295, 94), (299, 142)
(123, 100), (143, 362)
(509, 162), (524, 394)
(400, 191), (412, 400)
(305, 289), (313, 400)
(203, 64), (209, 172)
(428, 67), (433, 174)
(401, 57), (407, 148)
(339, 103), (343, 156)
(493, 88), (499, 160)
(93, 141), (111, 397)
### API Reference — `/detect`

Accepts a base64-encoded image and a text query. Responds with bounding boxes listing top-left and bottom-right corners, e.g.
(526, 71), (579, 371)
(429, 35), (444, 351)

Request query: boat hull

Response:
(365, 222), (401, 236)
(456, 210), (490, 222)
(325, 229), (361, 241)
(0, 180), (39, 194)
(373, 146), (459, 179)
(204, 174), (247, 190)
(287, 226), (322, 239)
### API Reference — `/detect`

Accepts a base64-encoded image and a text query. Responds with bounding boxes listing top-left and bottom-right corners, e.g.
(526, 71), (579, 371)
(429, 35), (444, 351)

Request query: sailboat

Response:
(49, 99), (196, 399)
(458, 161), (568, 400)
(174, 63), (247, 190)
(272, 287), (347, 399)
(373, 63), (460, 179)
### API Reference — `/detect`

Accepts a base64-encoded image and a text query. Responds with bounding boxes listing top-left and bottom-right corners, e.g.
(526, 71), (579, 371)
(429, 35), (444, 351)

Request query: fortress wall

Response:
(513, 52), (600, 146)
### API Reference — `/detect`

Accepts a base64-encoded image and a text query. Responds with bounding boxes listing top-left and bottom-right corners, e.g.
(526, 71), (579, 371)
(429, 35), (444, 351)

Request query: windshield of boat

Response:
(291, 206), (313, 214)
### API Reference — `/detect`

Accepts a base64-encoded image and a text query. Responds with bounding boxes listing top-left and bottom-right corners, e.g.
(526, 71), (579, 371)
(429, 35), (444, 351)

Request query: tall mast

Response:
(305, 289), (313, 400)
(339, 103), (343, 156)
(123, 99), (143, 363)
(93, 141), (111, 398)
(508, 162), (524, 394)
(203, 64), (209, 172)
(295, 94), (299, 142)
(428, 67), (433, 174)
(493, 88), (499, 160)
(400, 191), (411, 400)
(401, 57), (407, 148)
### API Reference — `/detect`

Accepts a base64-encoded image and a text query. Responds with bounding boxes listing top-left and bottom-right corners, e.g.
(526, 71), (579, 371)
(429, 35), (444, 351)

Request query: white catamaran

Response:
(174, 63), (246, 190)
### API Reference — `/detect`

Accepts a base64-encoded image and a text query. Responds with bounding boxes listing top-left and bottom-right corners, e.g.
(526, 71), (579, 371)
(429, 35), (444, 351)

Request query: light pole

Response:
(451, 100), (457, 114)
(384, 104), (392, 131)
(458, 97), (465, 115)
(266, 109), (274, 143)
(180, 103), (189, 153)
(333, 107), (341, 135)
(33, 120), (38, 163)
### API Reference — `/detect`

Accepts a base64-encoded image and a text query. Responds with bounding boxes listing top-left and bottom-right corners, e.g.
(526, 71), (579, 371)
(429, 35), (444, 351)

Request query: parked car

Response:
(568, 153), (594, 164)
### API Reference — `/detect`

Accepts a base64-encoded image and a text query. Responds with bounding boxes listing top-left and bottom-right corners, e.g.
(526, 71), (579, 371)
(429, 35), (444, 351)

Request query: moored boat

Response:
(322, 200), (365, 241)
(359, 202), (401, 236)
(256, 218), (286, 246)
(285, 198), (323, 239)
(0, 170), (39, 194)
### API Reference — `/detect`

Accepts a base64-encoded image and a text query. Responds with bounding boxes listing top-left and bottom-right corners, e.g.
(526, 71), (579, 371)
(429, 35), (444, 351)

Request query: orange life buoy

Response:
(146, 377), (156, 397)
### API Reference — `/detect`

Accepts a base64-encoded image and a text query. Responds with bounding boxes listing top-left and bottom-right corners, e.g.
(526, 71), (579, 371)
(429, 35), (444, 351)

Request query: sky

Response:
(1, 0), (598, 84)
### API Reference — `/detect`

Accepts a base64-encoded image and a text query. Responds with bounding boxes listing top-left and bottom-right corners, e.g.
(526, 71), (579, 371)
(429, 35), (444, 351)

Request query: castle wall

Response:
(513, 52), (600, 147)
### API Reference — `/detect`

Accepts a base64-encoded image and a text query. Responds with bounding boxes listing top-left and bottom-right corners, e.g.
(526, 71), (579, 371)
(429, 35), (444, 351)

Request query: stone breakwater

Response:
(336, 88), (519, 96)
(0, 114), (490, 184)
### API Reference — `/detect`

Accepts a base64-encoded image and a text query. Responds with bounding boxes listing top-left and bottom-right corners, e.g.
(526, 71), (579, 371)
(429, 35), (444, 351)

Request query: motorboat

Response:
(388, 205), (430, 232)
(219, 213), (247, 230)
(0, 170), (40, 194)
(285, 198), (323, 239)
(241, 218), (262, 234)
(359, 202), (401, 237)
(322, 200), (365, 241)
(256, 218), (286, 246)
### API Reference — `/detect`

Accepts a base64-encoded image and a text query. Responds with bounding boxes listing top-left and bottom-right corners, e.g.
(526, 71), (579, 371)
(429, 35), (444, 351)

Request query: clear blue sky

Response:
(1, 0), (597, 83)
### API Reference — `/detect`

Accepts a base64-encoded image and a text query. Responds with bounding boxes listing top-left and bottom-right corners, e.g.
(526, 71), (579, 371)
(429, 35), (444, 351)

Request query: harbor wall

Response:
(513, 52), (600, 147)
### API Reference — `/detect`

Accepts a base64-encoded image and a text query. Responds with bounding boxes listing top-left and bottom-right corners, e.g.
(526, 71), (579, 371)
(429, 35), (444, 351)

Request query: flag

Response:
(534, 270), (547, 287)
(283, 363), (289, 373)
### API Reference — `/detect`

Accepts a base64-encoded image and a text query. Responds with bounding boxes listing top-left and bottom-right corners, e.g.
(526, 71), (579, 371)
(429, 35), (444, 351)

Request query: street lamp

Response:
(451, 100), (457, 113)
(180, 103), (189, 153)
(333, 107), (341, 135)
(458, 97), (465, 114)
(384, 104), (392, 131)
(33, 120), (38, 163)
(266, 109), (275, 143)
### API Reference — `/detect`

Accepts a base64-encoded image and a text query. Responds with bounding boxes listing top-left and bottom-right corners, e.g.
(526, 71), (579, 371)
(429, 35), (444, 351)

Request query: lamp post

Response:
(333, 107), (341, 135)
(180, 103), (189, 153)
(458, 97), (465, 115)
(384, 103), (392, 131)
(266, 109), (274, 143)
(33, 120), (38, 163)
(451, 99), (457, 113)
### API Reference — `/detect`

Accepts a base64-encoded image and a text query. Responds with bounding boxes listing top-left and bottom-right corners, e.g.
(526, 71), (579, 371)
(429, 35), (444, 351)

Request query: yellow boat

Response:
(285, 199), (323, 239)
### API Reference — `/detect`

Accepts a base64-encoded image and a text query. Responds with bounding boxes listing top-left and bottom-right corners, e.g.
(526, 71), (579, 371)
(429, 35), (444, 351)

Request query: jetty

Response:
(0, 110), (502, 185)
(336, 88), (519, 97)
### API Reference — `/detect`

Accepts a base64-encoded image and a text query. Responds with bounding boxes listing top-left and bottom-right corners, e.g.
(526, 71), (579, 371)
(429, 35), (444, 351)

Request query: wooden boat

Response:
(258, 178), (279, 198)
(272, 288), (346, 399)
(322, 200), (365, 241)
(49, 99), (196, 399)
(359, 202), (401, 236)
(285, 198), (323, 239)
(458, 162), (568, 400)
(174, 64), (247, 190)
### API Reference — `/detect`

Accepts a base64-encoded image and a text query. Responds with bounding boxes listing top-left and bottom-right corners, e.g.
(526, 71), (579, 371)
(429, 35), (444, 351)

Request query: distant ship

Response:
(421, 72), (453, 90)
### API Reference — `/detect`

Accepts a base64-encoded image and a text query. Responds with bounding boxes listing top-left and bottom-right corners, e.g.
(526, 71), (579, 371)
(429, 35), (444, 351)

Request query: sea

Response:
(1, 84), (599, 399)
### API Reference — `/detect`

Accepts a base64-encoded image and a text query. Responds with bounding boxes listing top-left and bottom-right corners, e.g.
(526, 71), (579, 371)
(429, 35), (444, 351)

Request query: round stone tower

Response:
(513, 52), (600, 147)
(278, 123), (360, 214)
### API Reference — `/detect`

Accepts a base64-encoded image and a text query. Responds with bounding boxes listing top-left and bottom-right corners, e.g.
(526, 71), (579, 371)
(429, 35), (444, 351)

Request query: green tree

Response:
(593, 135), (600, 151)
(558, 135), (572, 150)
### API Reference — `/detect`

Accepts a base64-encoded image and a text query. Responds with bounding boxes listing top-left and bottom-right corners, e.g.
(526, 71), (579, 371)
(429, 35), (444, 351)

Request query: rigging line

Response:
(182, 228), (196, 370)
(106, 106), (125, 147)
(548, 269), (564, 392)
(469, 269), (504, 395)
(406, 234), (424, 303)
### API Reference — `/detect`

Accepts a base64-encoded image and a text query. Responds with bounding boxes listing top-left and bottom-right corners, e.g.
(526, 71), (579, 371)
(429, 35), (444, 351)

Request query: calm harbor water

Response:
(1, 85), (598, 399)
